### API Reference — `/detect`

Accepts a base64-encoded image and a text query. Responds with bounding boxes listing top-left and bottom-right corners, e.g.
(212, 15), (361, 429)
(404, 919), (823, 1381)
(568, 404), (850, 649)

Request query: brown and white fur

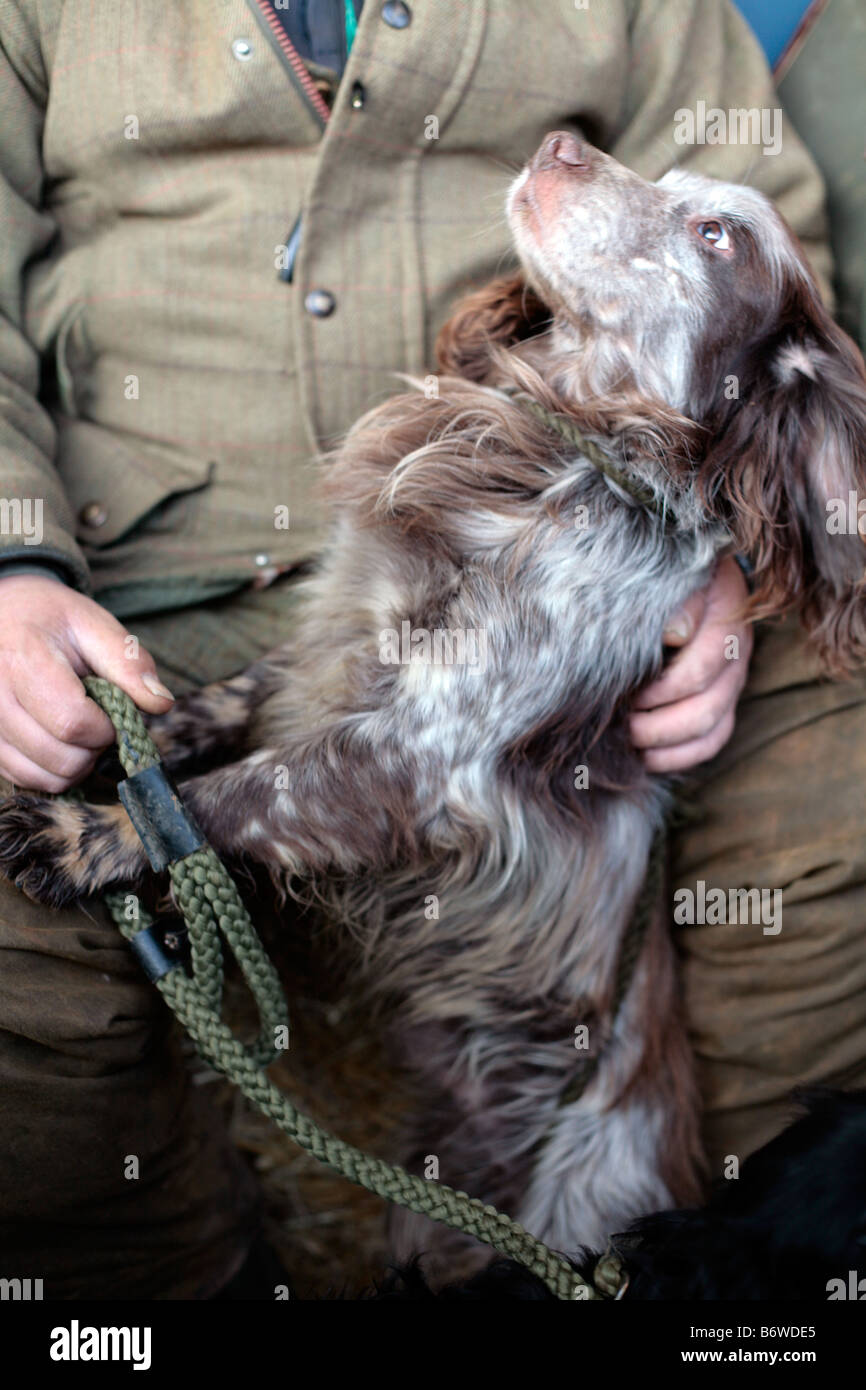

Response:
(3, 133), (866, 1268)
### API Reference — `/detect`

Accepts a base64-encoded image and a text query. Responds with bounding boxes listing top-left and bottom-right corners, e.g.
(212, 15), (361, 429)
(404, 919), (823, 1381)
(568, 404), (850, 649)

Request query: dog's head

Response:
(439, 132), (866, 671)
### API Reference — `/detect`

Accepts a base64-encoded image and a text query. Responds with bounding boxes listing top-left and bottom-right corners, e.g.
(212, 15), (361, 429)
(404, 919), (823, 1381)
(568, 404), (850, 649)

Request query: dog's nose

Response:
(536, 131), (593, 173)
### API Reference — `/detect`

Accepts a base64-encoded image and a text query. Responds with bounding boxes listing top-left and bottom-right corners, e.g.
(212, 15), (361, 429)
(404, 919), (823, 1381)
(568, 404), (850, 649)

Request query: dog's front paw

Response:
(0, 793), (83, 906)
(0, 794), (145, 907)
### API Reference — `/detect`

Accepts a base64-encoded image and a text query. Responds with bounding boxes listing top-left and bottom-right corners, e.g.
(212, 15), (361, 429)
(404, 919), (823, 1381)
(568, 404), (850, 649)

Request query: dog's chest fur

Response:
(245, 460), (721, 1020)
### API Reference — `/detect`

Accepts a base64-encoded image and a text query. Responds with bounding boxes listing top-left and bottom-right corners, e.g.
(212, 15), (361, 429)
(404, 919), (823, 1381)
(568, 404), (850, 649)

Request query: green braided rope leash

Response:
(84, 676), (620, 1301)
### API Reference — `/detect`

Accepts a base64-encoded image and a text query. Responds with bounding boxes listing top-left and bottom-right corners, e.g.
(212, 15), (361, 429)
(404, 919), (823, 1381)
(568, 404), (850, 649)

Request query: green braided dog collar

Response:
(500, 385), (674, 524)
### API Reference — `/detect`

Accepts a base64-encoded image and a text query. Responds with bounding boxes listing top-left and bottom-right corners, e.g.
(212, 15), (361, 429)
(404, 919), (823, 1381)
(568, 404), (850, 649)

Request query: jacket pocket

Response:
(54, 416), (216, 547)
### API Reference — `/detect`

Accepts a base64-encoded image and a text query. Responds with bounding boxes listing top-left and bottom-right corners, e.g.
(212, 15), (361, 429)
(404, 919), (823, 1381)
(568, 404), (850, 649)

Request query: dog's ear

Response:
(435, 272), (551, 383)
(699, 278), (866, 673)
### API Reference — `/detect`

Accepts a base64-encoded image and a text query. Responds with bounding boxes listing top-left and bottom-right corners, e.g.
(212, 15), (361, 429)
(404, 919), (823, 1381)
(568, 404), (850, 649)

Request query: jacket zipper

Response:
(246, 0), (333, 126)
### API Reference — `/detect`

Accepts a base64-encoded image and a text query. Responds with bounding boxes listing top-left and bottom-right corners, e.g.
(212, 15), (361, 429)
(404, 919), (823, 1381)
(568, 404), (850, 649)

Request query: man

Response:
(0, 0), (860, 1297)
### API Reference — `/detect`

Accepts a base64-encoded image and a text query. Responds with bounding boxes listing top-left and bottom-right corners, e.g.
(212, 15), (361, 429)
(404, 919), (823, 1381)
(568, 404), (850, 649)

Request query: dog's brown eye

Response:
(695, 220), (731, 251)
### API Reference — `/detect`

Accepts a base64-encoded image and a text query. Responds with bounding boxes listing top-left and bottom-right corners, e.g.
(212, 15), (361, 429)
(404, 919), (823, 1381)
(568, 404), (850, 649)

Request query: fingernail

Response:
(142, 673), (175, 701)
(663, 616), (692, 642)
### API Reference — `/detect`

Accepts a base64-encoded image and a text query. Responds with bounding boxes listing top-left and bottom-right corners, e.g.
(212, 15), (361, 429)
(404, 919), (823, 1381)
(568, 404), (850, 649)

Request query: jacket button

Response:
(382, 2), (411, 29)
(305, 290), (336, 318)
(231, 38), (253, 61)
(79, 501), (108, 528)
(350, 81), (366, 109)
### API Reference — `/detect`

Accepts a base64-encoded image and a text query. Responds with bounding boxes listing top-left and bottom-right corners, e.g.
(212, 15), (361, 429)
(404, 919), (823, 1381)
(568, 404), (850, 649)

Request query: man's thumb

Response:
(662, 589), (706, 648)
(75, 616), (175, 713)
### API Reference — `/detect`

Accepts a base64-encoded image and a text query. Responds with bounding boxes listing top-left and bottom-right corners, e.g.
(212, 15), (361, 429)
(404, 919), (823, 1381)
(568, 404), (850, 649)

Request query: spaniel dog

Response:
(2, 133), (866, 1269)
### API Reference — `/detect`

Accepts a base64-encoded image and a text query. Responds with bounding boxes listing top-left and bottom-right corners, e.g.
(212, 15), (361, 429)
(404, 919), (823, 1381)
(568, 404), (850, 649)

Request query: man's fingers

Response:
(634, 597), (752, 714)
(660, 586), (707, 649)
(633, 641), (724, 710)
(0, 582), (173, 789)
(72, 613), (174, 714)
(630, 658), (745, 751)
(636, 558), (752, 713)
(0, 738), (87, 795)
(0, 696), (98, 783)
(633, 634), (750, 712)
(630, 555), (752, 773)
(641, 709), (737, 774)
(8, 646), (116, 749)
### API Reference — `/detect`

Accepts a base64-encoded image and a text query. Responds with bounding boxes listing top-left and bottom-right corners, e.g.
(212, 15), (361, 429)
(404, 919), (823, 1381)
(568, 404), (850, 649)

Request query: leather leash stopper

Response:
(118, 763), (207, 873)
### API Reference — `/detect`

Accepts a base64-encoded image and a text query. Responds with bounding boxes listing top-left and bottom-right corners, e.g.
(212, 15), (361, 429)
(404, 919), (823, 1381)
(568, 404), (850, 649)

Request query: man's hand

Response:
(0, 575), (174, 792)
(630, 556), (752, 773)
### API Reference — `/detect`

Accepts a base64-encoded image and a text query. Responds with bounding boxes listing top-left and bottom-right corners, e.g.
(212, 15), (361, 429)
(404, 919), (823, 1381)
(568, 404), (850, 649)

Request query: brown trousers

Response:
(673, 616), (866, 1172)
(1, 579), (864, 1296)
